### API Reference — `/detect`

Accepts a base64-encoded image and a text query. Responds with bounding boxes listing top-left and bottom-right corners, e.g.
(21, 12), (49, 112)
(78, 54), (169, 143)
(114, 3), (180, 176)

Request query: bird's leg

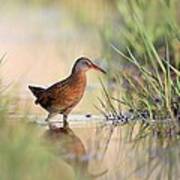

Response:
(45, 113), (54, 122)
(45, 113), (57, 130)
(63, 114), (69, 128)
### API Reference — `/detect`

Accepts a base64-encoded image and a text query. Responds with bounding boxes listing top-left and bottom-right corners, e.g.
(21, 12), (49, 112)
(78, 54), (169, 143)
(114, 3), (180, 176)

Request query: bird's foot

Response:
(48, 120), (59, 130)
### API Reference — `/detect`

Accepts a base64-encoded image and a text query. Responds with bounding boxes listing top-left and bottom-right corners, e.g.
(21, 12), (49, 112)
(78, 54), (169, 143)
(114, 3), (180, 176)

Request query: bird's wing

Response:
(36, 78), (70, 110)
(46, 77), (69, 91)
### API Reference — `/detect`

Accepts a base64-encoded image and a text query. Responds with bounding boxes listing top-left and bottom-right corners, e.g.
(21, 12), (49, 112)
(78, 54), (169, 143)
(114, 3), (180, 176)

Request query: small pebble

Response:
(85, 114), (92, 118)
(140, 110), (149, 119)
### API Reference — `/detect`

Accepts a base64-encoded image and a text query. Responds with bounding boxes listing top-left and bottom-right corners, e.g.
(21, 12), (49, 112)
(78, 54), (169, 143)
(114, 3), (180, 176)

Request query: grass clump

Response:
(99, 0), (180, 179)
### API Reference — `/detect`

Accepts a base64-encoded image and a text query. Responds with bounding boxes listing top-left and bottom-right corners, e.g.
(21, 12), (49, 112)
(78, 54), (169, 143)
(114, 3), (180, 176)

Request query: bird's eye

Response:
(84, 61), (89, 66)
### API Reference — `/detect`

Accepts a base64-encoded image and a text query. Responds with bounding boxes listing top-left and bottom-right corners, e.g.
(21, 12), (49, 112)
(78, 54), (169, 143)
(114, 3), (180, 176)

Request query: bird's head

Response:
(72, 57), (106, 74)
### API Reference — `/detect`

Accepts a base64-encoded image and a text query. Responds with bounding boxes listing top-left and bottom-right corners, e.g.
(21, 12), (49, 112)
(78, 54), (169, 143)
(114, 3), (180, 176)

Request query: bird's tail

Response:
(28, 85), (45, 104)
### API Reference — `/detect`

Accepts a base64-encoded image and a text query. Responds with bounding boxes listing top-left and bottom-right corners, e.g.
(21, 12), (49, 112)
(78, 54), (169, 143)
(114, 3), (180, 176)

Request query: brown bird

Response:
(29, 57), (106, 127)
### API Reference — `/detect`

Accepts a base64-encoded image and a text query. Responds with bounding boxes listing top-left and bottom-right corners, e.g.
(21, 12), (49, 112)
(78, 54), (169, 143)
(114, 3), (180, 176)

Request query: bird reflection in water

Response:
(44, 123), (107, 179)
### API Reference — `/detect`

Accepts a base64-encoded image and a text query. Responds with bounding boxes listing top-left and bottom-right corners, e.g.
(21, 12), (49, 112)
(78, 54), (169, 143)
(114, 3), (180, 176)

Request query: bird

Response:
(29, 57), (106, 127)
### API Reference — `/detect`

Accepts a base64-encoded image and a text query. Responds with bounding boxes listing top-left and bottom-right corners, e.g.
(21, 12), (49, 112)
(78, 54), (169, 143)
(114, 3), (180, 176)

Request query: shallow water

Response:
(1, 3), (176, 180)
(0, 4), (124, 179)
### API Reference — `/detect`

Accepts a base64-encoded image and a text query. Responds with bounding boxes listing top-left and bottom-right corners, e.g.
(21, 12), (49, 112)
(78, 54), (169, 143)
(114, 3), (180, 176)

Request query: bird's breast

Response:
(54, 72), (87, 113)
(68, 72), (87, 99)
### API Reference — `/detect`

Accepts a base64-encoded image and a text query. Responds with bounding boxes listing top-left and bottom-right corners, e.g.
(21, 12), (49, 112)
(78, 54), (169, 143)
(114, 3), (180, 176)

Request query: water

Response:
(1, 3), (176, 180)
(0, 3), (120, 179)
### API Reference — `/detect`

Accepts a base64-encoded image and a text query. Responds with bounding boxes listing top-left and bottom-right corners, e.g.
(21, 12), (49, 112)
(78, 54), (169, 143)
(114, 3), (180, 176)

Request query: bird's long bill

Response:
(92, 63), (106, 74)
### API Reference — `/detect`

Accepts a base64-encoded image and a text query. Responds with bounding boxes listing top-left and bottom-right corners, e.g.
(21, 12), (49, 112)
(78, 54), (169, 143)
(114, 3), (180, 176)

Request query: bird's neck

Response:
(70, 70), (87, 84)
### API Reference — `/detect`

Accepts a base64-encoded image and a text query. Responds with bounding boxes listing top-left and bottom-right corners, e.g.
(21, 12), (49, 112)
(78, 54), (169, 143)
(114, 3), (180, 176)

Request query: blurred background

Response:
(0, 1), (179, 180)
(0, 0), (115, 115)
